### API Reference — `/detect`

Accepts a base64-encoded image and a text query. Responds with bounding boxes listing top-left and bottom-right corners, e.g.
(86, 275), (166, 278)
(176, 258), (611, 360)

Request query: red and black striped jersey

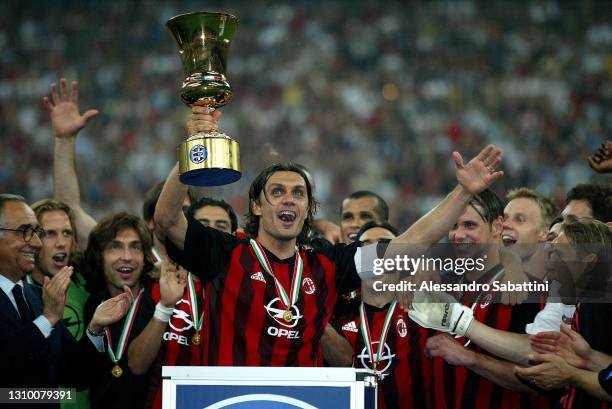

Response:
(340, 302), (432, 409)
(145, 278), (205, 409)
(431, 266), (548, 409)
(560, 303), (612, 409)
(166, 216), (360, 366)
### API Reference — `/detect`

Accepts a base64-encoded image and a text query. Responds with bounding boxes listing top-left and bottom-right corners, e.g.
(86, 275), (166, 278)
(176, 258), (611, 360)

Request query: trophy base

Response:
(178, 136), (241, 186)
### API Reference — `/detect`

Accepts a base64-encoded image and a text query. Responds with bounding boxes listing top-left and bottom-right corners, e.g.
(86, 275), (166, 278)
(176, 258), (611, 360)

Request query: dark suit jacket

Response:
(0, 283), (98, 400)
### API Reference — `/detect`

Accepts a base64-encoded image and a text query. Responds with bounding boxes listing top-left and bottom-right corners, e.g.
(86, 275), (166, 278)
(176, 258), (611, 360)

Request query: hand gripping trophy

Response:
(166, 12), (240, 186)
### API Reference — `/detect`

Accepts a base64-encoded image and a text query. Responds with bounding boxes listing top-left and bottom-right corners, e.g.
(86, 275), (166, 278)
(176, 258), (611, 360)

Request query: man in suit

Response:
(0, 194), (132, 406)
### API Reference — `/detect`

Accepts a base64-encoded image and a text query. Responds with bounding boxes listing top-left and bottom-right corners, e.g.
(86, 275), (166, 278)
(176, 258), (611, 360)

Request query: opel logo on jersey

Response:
(265, 297), (303, 328)
(168, 299), (194, 332)
(302, 277), (316, 295)
(396, 317), (408, 338)
(357, 341), (395, 379)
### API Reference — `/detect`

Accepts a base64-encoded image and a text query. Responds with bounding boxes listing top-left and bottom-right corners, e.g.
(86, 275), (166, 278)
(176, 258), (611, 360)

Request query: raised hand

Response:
(42, 78), (99, 138)
(159, 257), (187, 308)
(88, 286), (134, 334)
(587, 140), (612, 174)
(454, 144), (504, 195)
(529, 325), (591, 369)
(42, 266), (73, 325)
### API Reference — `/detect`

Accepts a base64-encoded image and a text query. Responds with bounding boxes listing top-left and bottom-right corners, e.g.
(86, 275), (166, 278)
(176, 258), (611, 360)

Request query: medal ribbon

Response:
(187, 272), (203, 331)
(359, 300), (397, 368)
(24, 274), (34, 285)
(249, 239), (303, 311)
(151, 246), (162, 264)
(105, 289), (144, 365)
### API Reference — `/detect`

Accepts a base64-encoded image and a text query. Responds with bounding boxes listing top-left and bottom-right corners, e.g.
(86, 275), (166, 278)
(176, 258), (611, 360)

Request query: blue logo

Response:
(189, 145), (207, 164)
(204, 394), (318, 409)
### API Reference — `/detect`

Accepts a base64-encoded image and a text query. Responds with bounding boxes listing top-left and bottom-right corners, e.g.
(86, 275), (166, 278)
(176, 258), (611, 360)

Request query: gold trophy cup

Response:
(166, 12), (240, 186)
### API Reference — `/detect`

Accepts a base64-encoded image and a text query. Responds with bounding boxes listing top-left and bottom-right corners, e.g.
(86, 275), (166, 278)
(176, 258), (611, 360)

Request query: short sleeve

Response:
(165, 216), (239, 281)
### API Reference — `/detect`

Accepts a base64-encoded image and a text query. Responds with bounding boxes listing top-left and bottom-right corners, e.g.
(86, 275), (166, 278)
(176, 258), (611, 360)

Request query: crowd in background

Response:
(1, 0), (610, 228)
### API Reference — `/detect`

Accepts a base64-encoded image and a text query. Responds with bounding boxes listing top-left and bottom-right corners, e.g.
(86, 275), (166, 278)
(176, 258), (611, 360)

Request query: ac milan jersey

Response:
(145, 278), (205, 409)
(431, 266), (547, 409)
(166, 216), (360, 366)
(340, 302), (432, 409)
(560, 303), (612, 409)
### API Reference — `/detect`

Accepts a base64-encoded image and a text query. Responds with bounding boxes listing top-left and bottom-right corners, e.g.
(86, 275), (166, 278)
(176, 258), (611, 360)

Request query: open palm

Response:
(454, 144), (504, 195)
(43, 78), (98, 138)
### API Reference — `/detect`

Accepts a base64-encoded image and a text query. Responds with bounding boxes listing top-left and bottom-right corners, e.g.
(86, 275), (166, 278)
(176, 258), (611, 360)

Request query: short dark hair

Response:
(142, 181), (197, 222)
(469, 189), (504, 224)
(244, 163), (318, 245)
(82, 212), (153, 298)
(0, 194), (26, 229)
(357, 221), (398, 239)
(341, 191), (389, 221)
(187, 196), (238, 233)
(565, 184), (611, 222)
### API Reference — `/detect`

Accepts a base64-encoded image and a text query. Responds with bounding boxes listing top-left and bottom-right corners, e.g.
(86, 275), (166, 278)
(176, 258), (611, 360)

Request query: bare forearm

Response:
(585, 351), (612, 372)
(154, 164), (188, 249)
(466, 321), (533, 366)
(390, 185), (473, 246)
(571, 368), (612, 402)
(321, 325), (353, 367)
(53, 137), (96, 247)
(470, 353), (535, 393)
(127, 318), (167, 375)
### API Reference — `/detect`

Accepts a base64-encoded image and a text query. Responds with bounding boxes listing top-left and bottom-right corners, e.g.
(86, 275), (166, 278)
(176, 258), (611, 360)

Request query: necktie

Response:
(12, 285), (33, 323)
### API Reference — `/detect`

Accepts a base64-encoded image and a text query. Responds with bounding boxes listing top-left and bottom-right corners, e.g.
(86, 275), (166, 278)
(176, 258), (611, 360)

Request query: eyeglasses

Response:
(0, 226), (46, 242)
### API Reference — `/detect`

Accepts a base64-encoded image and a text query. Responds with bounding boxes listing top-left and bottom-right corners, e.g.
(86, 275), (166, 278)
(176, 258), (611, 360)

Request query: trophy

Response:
(166, 12), (240, 186)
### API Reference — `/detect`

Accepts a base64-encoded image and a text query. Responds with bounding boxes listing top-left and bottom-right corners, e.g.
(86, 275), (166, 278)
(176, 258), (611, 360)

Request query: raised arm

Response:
(154, 107), (220, 250)
(128, 259), (186, 375)
(389, 145), (504, 248)
(43, 79), (99, 250)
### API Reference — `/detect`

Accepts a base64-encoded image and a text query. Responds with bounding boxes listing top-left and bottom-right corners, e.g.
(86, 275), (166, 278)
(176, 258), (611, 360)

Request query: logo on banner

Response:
(357, 341), (395, 378)
(203, 394), (318, 409)
(396, 317), (408, 338)
(302, 277), (316, 294)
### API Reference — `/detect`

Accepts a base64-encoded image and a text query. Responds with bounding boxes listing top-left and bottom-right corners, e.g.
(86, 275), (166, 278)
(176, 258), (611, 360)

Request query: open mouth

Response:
(278, 210), (297, 224)
(347, 233), (358, 242)
(116, 265), (135, 279)
(502, 234), (517, 246)
(20, 251), (36, 263)
(52, 252), (68, 267)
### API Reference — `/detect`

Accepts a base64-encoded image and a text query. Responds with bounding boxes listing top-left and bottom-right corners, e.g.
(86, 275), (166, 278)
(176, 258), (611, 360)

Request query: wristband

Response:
(153, 302), (174, 322)
(598, 364), (612, 397)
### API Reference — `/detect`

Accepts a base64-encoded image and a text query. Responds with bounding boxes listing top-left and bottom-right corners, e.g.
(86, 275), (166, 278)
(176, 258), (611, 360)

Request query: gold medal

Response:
(111, 364), (123, 378)
(283, 310), (293, 322)
(192, 332), (201, 345)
